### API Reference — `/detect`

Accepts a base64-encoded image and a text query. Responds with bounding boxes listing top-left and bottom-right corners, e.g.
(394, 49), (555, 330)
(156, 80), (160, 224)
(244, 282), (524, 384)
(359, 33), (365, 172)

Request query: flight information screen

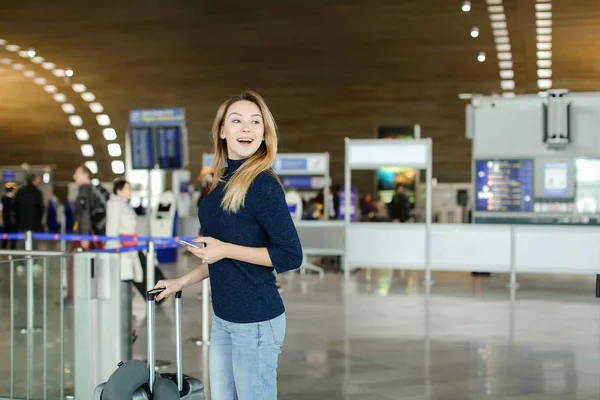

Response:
(475, 159), (534, 212)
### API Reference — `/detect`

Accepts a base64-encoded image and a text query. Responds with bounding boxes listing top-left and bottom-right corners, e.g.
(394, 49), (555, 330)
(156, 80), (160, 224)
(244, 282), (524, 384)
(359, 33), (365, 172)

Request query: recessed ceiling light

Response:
(85, 161), (98, 174)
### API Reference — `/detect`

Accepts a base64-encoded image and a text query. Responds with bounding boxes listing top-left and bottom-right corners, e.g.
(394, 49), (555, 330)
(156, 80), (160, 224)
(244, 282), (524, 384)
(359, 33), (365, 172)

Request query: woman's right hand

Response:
(153, 278), (183, 301)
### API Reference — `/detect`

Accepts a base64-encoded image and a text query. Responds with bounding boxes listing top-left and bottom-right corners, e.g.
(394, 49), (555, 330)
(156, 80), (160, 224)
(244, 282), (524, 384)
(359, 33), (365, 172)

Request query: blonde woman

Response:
(154, 91), (303, 399)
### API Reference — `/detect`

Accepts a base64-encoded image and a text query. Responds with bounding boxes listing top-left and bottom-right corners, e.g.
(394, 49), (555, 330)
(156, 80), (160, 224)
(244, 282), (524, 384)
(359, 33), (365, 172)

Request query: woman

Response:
(154, 91), (303, 399)
(105, 179), (144, 283)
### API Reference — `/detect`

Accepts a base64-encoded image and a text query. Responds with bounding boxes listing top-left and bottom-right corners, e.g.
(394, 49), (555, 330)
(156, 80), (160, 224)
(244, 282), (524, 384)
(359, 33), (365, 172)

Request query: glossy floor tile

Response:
(3, 250), (600, 399)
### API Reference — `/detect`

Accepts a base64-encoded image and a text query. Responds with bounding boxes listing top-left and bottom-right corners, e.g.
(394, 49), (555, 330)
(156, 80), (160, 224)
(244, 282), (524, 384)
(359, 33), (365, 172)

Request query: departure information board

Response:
(475, 159), (534, 212)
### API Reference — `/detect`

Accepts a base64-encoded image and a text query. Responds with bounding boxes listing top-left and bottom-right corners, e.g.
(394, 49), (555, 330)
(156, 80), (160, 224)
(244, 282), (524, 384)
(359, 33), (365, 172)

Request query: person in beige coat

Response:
(105, 179), (144, 283)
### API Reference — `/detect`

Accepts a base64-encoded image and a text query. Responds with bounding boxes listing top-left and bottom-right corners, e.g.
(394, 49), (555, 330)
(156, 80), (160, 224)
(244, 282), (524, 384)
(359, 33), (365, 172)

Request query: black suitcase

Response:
(94, 289), (205, 399)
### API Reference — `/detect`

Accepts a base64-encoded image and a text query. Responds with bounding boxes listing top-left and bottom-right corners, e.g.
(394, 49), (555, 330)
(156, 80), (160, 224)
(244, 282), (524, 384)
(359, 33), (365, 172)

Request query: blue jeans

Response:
(209, 313), (286, 400)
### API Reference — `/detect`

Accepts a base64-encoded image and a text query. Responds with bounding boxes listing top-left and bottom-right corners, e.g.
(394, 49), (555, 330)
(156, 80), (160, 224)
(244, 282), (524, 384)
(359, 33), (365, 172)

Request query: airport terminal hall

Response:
(3, 1), (600, 399)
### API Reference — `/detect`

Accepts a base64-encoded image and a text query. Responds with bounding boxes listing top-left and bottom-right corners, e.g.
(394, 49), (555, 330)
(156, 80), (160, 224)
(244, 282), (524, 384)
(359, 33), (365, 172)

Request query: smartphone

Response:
(176, 239), (203, 249)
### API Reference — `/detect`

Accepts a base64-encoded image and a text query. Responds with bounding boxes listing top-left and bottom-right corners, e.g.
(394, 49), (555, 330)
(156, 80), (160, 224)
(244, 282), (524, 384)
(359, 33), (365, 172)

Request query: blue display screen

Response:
(475, 159), (534, 212)
(158, 126), (182, 169)
(131, 128), (155, 169)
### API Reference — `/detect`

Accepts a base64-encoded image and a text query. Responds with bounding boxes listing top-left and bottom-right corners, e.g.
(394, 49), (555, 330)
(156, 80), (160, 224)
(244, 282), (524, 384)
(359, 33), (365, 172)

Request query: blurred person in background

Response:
(14, 174), (45, 234)
(1, 182), (17, 249)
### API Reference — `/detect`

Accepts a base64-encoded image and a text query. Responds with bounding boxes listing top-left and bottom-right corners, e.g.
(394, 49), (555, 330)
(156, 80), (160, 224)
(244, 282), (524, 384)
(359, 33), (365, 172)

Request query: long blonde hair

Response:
(210, 91), (279, 213)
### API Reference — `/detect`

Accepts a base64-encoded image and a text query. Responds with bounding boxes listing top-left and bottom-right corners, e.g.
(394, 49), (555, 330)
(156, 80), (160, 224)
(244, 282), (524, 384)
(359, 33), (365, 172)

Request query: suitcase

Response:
(94, 288), (205, 400)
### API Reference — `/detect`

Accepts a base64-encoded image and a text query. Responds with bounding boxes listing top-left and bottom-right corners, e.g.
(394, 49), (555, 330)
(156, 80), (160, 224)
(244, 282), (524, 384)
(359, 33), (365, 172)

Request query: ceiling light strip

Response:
(535, 0), (553, 91)
(487, 0), (515, 94)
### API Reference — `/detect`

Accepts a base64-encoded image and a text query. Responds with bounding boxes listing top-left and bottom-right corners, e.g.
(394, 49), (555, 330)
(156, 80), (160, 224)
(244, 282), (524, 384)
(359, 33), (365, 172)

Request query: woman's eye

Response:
(232, 119), (240, 123)
(251, 120), (260, 124)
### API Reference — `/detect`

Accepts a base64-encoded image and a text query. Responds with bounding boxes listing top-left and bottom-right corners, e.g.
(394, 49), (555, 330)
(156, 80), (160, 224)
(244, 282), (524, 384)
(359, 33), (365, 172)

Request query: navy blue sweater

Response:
(199, 158), (303, 323)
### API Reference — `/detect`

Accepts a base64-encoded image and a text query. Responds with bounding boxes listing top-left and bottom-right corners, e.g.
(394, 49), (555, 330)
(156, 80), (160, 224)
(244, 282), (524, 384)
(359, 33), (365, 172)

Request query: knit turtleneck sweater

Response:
(198, 158), (303, 323)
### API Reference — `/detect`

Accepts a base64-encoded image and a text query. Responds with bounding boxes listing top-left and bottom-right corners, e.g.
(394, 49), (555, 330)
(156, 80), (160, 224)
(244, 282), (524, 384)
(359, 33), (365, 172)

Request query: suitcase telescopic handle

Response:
(146, 288), (184, 392)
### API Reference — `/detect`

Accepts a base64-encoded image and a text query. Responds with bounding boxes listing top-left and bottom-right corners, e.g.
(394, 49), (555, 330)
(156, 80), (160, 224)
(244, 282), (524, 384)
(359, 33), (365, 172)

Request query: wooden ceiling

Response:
(0, 0), (599, 191)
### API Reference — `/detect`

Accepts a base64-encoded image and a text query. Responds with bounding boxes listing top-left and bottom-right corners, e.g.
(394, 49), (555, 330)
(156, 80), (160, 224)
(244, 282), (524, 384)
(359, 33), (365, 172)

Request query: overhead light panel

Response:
(5, 44), (20, 52)
(497, 52), (512, 60)
(18, 50), (29, 58)
(490, 13), (506, 21)
(91, 178), (100, 186)
(501, 80), (515, 90)
(538, 79), (552, 89)
(81, 144), (95, 157)
(458, 93), (473, 100)
(96, 114), (111, 126)
(53, 93), (67, 103)
(537, 27), (552, 35)
(82, 92), (96, 102)
(500, 70), (514, 79)
(537, 51), (552, 59)
(23, 70), (35, 78)
(493, 29), (509, 36)
(69, 115), (83, 127)
(0, 58), (11, 65)
(471, 27), (479, 38)
(495, 36), (509, 44)
(31, 56), (44, 64)
(75, 129), (89, 141)
(61, 103), (75, 114)
(65, 68), (74, 77)
(499, 61), (513, 69)
(496, 44), (511, 52)
(89, 103), (104, 113)
(53, 69), (65, 77)
(11, 63), (24, 71)
(477, 52), (486, 62)
(537, 59), (552, 68)
(536, 19), (552, 27)
(85, 161), (98, 174)
(103, 128), (117, 141)
(462, 1), (471, 12)
(488, 5), (504, 13)
(537, 35), (552, 42)
(42, 62), (55, 70)
(43, 85), (57, 94)
(535, 3), (552, 11)
(491, 21), (507, 29)
(72, 83), (87, 93)
(537, 69), (552, 78)
(108, 143), (122, 157)
(537, 42), (552, 51)
(111, 161), (125, 174)
(34, 77), (47, 85)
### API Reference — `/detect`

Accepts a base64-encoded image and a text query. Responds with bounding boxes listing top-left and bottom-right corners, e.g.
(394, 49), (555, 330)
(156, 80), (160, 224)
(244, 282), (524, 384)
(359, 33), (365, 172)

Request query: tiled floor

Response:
(3, 251), (600, 399)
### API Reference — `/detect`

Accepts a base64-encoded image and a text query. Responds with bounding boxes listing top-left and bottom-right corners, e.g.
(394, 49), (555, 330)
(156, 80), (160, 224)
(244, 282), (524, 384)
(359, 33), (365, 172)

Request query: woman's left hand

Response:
(187, 236), (230, 265)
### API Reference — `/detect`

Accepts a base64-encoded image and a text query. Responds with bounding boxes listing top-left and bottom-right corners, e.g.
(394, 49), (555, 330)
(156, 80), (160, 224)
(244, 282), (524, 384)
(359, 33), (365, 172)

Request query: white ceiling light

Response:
(537, 59), (552, 68)
(75, 129), (89, 141)
(537, 50), (552, 59)
(6, 44), (20, 52)
(496, 44), (511, 52)
(499, 61), (513, 69)
(538, 79), (553, 89)
(538, 91), (548, 97)
(537, 69), (552, 78)
(501, 80), (515, 90)
(42, 173), (50, 184)
(53, 69), (65, 77)
(34, 77), (47, 85)
(494, 36), (509, 44)
(535, 3), (552, 11)
(18, 50), (29, 58)
(27, 48), (35, 58)
(536, 11), (552, 19)
(493, 29), (509, 36)
(462, 1), (471, 12)
(31, 56), (44, 64)
(477, 52), (486, 62)
(537, 27), (552, 35)
(82, 92), (96, 102)
(486, 0), (502, 4)
(65, 68), (74, 78)
(502, 92), (515, 98)
(490, 13), (506, 21)
(536, 19), (552, 27)
(53, 93), (67, 103)
(103, 128), (117, 140)
(61, 103), (75, 114)
(1, 58), (12, 65)
(491, 21), (507, 29)
(111, 160), (125, 174)
(72, 83), (87, 93)
(89, 103), (104, 113)
(497, 52), (513, 60)
(11, 63), (24, 71)
(42, 62), (56, 70)
(43, 85), (57, 94)
(96, 114), (111, 126)
(108, 143), (122, 157)
(458, 93), (473, 100)
(23, 70), (35, 78)
(500, 70), (514, 79)
(471, 27), (479, 38)
(81, 144), (95, 157)
(85, 161), (98, 174)
(537, 42), (552, 51)
(0, 39), (6, 45)
(91, 178), (100, 186)
(488, 5), (504, 13)
(69, 115), (83, 127)
(537, 35), (552, 42)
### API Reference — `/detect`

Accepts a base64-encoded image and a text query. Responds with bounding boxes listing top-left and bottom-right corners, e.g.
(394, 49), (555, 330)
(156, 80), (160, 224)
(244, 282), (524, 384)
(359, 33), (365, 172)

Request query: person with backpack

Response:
(65, 165), (107, 302)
